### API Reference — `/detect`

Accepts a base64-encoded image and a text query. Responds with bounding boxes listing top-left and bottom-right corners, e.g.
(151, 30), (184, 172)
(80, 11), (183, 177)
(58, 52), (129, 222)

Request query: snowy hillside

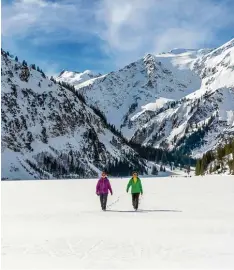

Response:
(132, 39), (234, 157)
(195, 139), (234, 175)
(2, 39), (234, 179)
(59, 39), (234, 157)
(1, 51), (147, 180)
(2, 176), (234, 269)
(57, 70), (101, 85)
(72, 52), (202, 134)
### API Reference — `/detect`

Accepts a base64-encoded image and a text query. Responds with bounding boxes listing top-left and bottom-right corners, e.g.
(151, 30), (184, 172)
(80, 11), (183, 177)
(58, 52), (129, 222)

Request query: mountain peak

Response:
(56, 69), (101, 85)
(144, 53), (155, 59)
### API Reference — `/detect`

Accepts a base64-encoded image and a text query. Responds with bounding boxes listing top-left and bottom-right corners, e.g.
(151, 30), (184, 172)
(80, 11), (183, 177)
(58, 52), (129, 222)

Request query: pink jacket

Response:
(96, 177), (113, 195)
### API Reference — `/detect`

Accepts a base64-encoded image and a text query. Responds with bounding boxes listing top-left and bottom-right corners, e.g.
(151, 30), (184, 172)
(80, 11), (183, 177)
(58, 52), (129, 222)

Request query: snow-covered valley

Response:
(2, 176), (234, 269)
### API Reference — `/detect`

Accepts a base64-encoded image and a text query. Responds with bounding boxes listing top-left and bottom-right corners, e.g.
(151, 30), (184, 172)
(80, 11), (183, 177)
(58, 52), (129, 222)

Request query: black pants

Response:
(100, 194), (108, 210)
(132, 193), (140, 210)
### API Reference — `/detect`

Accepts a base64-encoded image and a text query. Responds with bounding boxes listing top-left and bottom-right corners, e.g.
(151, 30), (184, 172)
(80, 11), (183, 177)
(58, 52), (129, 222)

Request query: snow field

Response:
(1, 176), (234, 269)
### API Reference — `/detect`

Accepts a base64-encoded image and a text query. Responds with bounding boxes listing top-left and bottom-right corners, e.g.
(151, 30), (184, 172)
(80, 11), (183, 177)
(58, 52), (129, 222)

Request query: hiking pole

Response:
(106, 192), (125, 209)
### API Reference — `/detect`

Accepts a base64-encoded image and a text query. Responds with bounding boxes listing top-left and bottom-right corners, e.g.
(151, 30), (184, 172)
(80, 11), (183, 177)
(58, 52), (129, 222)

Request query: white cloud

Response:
(2, 0), (96, 42)
(95, 0), (234, 66)
(2, 0), (234, 70)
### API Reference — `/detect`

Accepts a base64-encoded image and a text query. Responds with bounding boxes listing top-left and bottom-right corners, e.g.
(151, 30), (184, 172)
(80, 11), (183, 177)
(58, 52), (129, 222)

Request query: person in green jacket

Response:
(126, 172), (143, 210)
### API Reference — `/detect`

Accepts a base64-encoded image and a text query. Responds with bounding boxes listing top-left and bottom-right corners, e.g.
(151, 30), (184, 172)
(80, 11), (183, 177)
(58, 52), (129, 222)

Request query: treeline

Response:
(2, 49), (46, 78)
(105, 155), (147, 177)
(151, 165), (166, 175)
(195, 139), (234, 175)
(176, 115), (215, 155)
(58, 80), (195, 169)
(29, 150), (88, 178)
(129, 142), (195, 167)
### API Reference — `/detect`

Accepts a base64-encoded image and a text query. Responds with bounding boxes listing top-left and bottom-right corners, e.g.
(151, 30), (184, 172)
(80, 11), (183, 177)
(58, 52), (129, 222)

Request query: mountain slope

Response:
(132, 87), (234, 156)
(85, 53), (202, 135)
(59, 51), (205, 135)
(132, 39), (234, 157)
(59, 39), (234, 157)
(195, 139), (234, 175)
(1, 51), (146, 180)
(57, 70), (101, 85)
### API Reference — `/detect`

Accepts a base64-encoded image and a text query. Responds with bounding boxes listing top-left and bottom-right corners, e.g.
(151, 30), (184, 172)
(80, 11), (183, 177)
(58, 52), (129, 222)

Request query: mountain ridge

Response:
(2, 50), (194, 180)
(57, 39), (234, 158)
(1, 51), (148, 179)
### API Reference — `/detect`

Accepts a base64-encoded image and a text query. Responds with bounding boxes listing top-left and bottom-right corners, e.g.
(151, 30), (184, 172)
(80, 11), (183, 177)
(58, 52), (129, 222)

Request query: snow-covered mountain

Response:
(69, 51), (202, 134)
(132, 39), (234, 157)
(57, 70), (101, 85)
(2, 39), (234, 179)
(59, 39), (234, 157)
(1, 51), (146, 180)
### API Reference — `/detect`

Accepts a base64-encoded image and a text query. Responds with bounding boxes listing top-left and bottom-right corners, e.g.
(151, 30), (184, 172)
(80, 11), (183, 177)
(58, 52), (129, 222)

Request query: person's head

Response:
(101, 171), (107, 178)
(132, 171), (138, 178)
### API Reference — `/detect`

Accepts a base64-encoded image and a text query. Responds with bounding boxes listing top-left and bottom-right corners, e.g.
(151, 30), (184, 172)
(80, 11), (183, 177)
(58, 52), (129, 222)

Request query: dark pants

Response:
(100, 193), (108, 210)
(132, 193), (140, 210)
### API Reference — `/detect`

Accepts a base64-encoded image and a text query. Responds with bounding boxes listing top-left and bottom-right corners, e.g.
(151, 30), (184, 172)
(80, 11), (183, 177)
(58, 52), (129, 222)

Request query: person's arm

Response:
(126, 179), (132, 192)
(96, 180), (100, 195)
(107, 179), (113, 195)
(139, 178), (143, 194)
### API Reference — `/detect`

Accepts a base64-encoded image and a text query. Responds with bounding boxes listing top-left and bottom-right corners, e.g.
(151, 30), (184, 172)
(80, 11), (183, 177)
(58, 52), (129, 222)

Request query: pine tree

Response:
(41, 71), (46, 79)
(151, 165), (158, 175)
(15, 56), (18, 62)
(41, 127), (48, 144)
(209, 164), (213, 174)
(50, 76), (57, 84)
(22, 60), (27, 66)
(195, 159), (201, 175)
(31, 64), (36, 70)
(200, 159), (205, 175)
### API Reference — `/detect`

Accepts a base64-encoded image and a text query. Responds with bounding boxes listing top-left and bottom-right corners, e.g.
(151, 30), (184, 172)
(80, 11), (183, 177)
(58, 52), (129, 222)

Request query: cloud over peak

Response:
(2, 0), (234, 71)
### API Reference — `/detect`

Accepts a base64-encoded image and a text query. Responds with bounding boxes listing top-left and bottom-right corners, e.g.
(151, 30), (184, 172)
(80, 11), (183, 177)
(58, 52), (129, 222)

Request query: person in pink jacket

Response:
(96, 171), (113, 211)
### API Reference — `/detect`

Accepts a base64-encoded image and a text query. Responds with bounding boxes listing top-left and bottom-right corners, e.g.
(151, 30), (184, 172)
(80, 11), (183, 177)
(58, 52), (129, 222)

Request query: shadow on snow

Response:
(106, 209), (182, 213)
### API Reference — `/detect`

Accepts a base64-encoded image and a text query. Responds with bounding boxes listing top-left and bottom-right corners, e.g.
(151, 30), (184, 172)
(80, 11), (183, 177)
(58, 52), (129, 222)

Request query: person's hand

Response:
(141, 192), (143, 195)
(111, 193), (113, 196)
(96, 193), (99, 196)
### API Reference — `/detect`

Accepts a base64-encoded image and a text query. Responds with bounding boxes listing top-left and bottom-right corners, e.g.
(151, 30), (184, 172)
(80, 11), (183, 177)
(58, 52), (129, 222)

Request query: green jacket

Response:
(126, 177), (143, 194)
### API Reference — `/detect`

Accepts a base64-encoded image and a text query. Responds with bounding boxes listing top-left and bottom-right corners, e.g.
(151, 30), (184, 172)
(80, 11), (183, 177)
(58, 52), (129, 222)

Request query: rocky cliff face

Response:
(1, 51), (146, 180)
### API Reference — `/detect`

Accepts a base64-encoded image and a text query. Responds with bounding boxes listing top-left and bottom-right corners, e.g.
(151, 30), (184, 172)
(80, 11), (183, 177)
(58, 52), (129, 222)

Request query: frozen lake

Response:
(2, 176), (234, 269)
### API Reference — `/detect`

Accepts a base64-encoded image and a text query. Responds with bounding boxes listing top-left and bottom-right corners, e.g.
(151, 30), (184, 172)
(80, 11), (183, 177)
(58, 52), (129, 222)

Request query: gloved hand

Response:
(96, 193), (99, 196)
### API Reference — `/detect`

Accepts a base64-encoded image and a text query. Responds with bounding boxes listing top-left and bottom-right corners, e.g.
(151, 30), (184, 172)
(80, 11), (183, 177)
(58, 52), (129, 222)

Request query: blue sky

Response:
(2, 0), (234, 76)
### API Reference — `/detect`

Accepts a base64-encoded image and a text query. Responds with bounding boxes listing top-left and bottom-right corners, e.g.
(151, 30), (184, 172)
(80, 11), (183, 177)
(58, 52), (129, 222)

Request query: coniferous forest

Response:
(195, 139), (234, 175)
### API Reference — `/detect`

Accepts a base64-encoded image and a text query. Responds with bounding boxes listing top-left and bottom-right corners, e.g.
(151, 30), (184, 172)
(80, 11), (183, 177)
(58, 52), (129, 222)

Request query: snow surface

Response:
(2, 176), (234, 269)
(142, 97), (174, 112)
(57, 70), (102, 85)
